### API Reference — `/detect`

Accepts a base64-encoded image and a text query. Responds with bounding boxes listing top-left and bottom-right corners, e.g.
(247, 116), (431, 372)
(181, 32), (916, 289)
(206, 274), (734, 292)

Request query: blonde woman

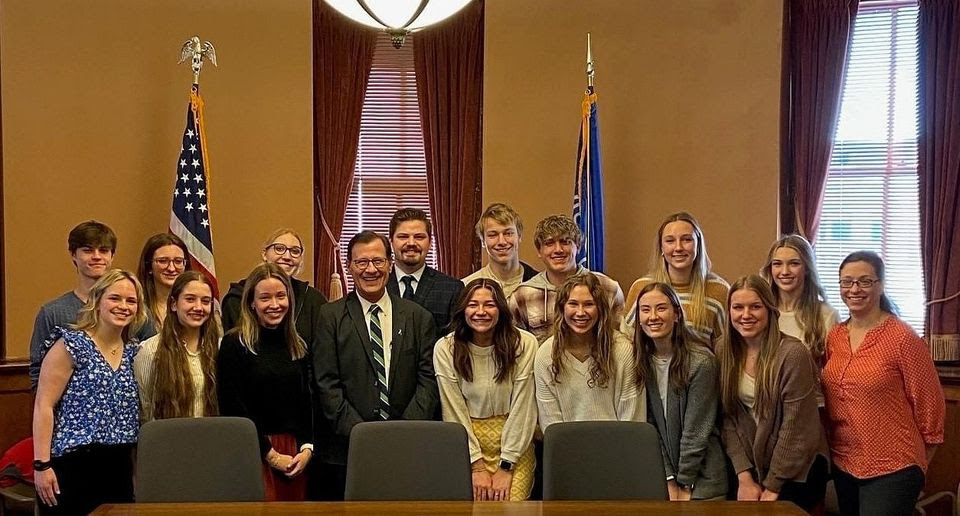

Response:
(134, 271), (220, 422)
(218, 263), (313, 501)
(622, 212), (728, 351)
(33, 270), (147, 515)
(435, 279), (538, 501)
(718, 275), (827, 513)
(221, 228), (327, 344)
(535, 272), (643, 429)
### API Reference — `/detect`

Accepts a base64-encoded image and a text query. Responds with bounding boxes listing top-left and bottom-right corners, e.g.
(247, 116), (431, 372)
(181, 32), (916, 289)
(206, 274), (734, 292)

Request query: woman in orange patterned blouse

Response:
(823, 251), (945, 516)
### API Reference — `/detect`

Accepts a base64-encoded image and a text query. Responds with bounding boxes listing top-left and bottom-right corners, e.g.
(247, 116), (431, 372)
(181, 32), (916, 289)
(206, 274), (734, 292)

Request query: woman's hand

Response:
(490, 468), (513, 501)
(759, 489), (780, 501)
(676, 485), (693, 501)
(266, 449), (294, 472)
(737, 472), (762, 501)
(666, 479), (679, 501)
(35, 468), (60, 507)
(285, 449), (312, 477)
(472, 470), (492, 501)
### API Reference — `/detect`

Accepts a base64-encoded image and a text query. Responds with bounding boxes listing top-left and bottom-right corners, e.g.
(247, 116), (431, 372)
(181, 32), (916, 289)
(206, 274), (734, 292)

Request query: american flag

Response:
(169, 91), (219, 298)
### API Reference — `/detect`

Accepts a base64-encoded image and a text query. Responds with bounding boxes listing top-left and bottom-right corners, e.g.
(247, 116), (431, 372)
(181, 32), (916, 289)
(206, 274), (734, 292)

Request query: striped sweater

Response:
(622, 274), (729, 350)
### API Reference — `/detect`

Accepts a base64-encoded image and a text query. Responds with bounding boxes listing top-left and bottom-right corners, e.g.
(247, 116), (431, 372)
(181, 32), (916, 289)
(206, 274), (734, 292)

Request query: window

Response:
(816, 1), (924, 331)
(339, 33), (436, 289)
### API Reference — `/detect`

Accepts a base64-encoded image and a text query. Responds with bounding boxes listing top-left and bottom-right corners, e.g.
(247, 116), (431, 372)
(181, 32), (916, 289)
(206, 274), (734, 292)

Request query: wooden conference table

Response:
(93, 500), (808, 515)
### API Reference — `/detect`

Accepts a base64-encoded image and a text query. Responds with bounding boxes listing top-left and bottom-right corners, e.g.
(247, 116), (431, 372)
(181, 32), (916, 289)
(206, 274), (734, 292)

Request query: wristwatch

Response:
(499, 459), (515, 471)
(299, 443), (314, 453)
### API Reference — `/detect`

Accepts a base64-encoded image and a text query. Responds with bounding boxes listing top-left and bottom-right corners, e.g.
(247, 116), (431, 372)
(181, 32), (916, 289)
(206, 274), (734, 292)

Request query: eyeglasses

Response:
(352, 258), (388, 270)
(839, 278), (879, 289)
(266, 243), (304, 258)
(154, 257), (187, 269)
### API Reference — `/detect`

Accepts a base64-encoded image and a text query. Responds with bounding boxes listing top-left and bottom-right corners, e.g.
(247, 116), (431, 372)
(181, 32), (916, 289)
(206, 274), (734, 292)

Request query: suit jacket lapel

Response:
(388, 294), (407, 391)
(346, 293), (376, 373)
(386, 271), (401, 297)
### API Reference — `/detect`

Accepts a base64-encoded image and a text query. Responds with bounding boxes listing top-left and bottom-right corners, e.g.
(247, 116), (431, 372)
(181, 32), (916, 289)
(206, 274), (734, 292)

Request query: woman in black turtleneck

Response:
(217, 263), (313, 501)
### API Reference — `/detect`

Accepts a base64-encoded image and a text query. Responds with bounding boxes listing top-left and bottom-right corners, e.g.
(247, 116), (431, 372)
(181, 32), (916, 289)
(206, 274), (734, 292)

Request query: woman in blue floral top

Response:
(33, 269), (146, 515)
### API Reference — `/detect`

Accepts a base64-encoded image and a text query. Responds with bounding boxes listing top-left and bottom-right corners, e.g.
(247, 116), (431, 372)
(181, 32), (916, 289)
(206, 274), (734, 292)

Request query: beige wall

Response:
(2, 0), (783, 358)
(1, 0), (314, 359)
(484, 0), (782, 291)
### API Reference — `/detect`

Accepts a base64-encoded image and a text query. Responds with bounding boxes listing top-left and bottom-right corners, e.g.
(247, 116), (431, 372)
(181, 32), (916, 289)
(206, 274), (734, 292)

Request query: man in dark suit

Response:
(386, 208), (463, 333)
(314, 230), (439, 499)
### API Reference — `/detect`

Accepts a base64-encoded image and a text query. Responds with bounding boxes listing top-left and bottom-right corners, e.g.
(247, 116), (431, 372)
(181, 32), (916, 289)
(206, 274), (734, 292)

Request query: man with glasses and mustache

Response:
(386, 208), (463, 332)
(29, 220), (118, 391)
(509, 215), (623, 343)
(314, 230), (439, 500)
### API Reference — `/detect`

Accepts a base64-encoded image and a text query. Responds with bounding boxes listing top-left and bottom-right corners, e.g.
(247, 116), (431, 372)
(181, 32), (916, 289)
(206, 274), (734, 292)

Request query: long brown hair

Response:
(448, 279), (520, 383)
(137, 233), (191, 328)
(717, 275), (782, 418)
(761, 234), (830, 357)
(632, 282), (691, 390)
(230, 263), (306, 359)
(150, 271), (221, 419)
(550, 272), (615, 388)
(651, 212), (715, 329)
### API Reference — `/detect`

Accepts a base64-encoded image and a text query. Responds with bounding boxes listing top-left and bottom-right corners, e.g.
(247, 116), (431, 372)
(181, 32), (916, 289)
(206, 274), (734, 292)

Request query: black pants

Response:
(39, 443), (134, 516)
(778, 455), (829, 513)
(833, 464), (924, 516)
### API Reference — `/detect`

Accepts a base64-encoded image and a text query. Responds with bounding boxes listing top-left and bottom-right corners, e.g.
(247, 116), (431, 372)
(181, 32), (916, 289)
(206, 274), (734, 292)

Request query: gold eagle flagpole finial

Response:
(178, 36), (217, 87)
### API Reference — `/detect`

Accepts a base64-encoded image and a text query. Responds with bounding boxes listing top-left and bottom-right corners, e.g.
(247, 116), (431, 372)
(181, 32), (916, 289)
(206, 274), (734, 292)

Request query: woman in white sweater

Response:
(535, 272), (644, 429)
(434, 278), (538, 501)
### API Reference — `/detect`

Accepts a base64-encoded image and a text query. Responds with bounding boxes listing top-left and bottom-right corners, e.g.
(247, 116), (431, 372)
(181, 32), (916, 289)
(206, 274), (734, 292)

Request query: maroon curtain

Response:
(313, 2), (376, 298)
(780, 0), (859, 240)
(414, 0), (484, 278)
(919, 0), (960, 362)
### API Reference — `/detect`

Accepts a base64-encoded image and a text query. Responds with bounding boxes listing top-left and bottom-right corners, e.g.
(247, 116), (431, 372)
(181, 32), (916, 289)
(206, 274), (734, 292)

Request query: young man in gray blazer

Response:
(314, 230), (439, 499)
(386, 208), (463, 333)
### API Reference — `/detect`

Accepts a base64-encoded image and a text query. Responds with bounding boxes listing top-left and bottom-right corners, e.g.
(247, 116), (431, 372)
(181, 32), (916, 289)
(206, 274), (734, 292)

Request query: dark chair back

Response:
(136, 417), (264, 502)
(345, 421), (472, 501)
(543, 421), (668, 500)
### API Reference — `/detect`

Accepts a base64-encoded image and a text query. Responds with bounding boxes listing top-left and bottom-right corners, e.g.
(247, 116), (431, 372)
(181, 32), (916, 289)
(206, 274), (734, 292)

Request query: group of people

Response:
(28, 204), (945, 516)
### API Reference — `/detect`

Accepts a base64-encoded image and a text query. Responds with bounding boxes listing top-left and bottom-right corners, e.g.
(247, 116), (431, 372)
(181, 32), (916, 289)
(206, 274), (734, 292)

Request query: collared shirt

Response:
(394, 264), (426, 298)
(358, 291), (394, 384)
(823, 316), (945, 478)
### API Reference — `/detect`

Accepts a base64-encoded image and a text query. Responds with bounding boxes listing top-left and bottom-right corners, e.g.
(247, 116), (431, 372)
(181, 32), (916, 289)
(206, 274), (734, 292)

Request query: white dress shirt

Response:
(394, 264), (426, 298)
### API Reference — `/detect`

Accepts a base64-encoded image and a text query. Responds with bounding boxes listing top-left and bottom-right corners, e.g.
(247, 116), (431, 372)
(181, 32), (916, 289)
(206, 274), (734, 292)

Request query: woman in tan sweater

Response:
(717, 275), (828, 513)
(434, 278), (537, 501)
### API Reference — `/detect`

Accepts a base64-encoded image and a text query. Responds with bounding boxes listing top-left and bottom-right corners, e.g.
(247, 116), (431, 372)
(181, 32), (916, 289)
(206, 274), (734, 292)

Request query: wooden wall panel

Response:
(0, 362), (31, 453)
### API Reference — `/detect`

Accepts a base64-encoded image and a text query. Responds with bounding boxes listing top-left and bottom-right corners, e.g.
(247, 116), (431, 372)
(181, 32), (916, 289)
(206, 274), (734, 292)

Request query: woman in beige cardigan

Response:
(717, 275), (828, 513)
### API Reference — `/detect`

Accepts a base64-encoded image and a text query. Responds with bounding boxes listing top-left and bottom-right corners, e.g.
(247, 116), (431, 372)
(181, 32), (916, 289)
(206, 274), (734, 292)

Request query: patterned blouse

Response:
(43, 326), (140, 457)
(823, 316), (945, 478)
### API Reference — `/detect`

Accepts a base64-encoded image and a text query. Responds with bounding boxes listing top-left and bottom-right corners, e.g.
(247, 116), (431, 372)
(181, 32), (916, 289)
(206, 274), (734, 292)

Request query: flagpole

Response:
(586, 32), (594, 92)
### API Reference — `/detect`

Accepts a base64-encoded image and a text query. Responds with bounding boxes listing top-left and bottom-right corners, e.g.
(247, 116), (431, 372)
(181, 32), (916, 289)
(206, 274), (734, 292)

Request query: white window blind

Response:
(815, 0), (924, 331)
(339, 33), (436, 290)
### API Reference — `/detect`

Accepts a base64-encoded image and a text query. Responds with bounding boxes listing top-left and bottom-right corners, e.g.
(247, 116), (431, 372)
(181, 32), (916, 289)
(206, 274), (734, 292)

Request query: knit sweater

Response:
(434, 329), (538, 463)
(720, 335), (828, 492)
(623, 274), (729, 350)
(534, 332), (644, 429)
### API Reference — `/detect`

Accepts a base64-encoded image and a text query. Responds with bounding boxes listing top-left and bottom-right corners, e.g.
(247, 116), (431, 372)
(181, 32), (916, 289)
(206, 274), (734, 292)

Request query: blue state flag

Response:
(573, 88), (605, 272)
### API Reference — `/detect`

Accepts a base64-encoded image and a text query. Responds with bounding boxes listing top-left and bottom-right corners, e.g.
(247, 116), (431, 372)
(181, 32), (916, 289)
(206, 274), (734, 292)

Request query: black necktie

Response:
(400, 275), (416, 300)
